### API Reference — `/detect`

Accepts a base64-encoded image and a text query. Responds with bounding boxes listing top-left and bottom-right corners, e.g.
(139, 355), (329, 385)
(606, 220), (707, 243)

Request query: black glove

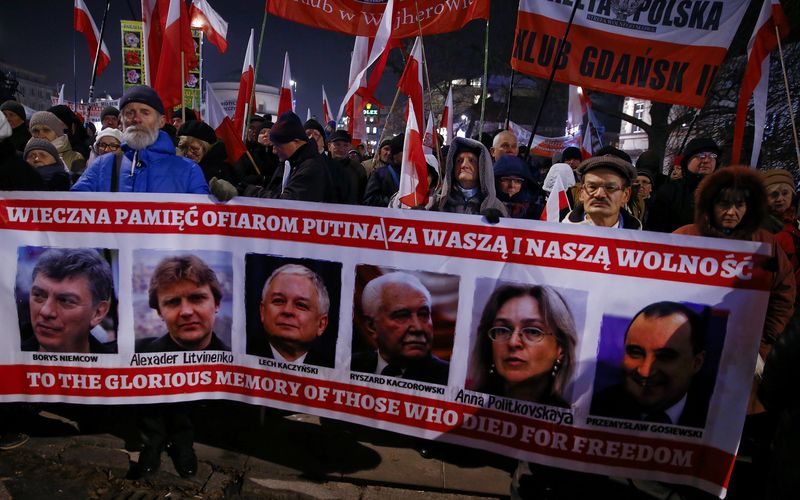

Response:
(481, 208), (503, 224)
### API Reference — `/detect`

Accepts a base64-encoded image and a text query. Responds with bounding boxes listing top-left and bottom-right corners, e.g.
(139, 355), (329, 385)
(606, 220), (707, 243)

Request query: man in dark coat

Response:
(363, 133), (403, 207)
(351, 272), (449, 385)
(1, 100), (31, 153)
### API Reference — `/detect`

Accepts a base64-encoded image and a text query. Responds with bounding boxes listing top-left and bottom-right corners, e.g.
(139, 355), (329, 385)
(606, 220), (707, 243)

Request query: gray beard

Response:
(122, 125), (159, 150)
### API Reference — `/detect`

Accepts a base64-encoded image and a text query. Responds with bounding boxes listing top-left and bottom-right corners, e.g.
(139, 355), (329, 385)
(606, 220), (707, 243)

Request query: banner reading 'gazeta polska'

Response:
(512, 0), (751, 108)
(0, 191), (773, 498)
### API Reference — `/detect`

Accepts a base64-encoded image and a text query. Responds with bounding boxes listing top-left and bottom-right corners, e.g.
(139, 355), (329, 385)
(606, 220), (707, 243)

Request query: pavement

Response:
(0, 402), (514, 499)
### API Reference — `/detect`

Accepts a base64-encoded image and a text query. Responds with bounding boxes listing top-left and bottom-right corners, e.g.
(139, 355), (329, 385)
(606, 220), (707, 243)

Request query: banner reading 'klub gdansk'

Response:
(512, 0), (750, 108)
(267, 0), (489, 38)
(0, 192), (775, 497)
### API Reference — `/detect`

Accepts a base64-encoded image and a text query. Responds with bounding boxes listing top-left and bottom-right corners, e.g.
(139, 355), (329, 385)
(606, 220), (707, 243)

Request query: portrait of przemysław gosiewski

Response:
(351, 266), (458, 386)
(17, 247), (118, 354)
(134, 251), (232, 353)
(590, 301), (723, 429)
(245, 255), (341, 368)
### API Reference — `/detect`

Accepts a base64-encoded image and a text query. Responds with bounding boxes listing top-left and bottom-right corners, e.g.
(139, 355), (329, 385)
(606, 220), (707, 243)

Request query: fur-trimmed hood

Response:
(694, 165), (767, 239)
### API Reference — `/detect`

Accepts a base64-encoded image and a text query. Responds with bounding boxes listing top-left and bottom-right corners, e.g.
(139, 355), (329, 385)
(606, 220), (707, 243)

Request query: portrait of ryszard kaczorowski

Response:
(590, 301), (726, 429)
(133, 250), (233, 353)
(245, 255), (342, 368)
(17, 247), (118, 354)
(351, 265), (458, 385)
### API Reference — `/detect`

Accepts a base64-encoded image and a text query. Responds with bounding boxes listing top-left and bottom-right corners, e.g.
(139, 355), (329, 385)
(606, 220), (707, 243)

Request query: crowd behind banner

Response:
(0, 191), (775, 497)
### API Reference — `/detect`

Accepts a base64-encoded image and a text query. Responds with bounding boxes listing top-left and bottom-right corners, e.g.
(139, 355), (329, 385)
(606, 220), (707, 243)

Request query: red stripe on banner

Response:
(0, 363), (734, 488)
(511, 12), (728, 108)
(0, 198), (772, 291)
(266, 0), (488, 39)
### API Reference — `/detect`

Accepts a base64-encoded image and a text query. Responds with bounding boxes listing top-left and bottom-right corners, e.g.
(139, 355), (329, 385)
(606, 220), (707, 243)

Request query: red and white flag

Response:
(731, 0), (790, 166)
(346, 37), (370, 146)
(580, 125), (593, 160)
(541, 174), (570, 223)
(154, 0), (198, 112)
(397, 100), (429, 209)
(205, 84), (246, 164)
(322, 86), (333, 125)
(74, 0), (111, 76)
(567, 85), (590, 131)
(189, 0), (228, 54)
(277, 52), (294, 116)
(440, 85), (453, 145)
(397, 36), (424, 133)
(142, 0), (162, 86)
(233, 29), (255, 140)
(337, 0), (394, 122)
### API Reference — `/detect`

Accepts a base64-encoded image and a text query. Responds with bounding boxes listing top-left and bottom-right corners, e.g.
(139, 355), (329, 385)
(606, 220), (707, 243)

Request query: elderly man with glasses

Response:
(647, 137), (722, 233)
(562, 154), (642, 229)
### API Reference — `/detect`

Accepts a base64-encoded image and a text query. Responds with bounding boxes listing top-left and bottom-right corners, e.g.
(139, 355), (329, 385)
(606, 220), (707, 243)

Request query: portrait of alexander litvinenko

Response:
(351, 271), (450, 385)
(19, 248), (116, 354)
(136, 254), (230, 352)
(247, 263), (335, 366)
(590, 301), (711, 428)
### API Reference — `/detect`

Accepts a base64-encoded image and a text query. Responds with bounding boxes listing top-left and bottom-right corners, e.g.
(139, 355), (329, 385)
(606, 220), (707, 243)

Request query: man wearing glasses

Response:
(647, 137), (721, 232)
(562, 154), (642, 229)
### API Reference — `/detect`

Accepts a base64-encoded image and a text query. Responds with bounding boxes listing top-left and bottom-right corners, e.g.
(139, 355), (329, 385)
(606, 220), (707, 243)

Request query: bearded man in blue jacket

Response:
(72, 85), (208, 194)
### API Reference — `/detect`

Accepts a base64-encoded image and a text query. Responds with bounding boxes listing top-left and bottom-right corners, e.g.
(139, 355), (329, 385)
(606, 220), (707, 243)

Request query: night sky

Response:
(0, 0), (510, 116)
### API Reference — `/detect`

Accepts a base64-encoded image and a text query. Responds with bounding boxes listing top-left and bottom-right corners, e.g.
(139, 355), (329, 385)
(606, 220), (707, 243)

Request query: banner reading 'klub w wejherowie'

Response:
(512, 0), (751, 108)
(0, 192), (773, 497)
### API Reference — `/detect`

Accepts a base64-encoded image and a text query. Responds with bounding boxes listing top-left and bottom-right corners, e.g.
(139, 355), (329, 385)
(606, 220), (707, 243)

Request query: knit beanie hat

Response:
(328, 129), (352, 143)
(23, 138), (60, 162)
(0, 100), (26, 121)
(304, 119), (326, 141)
(48, 105), (76, 128)
(178, 121), (217, 145)
(269, 112), (307, 145)
(389, 133), (405, 155)
(761, 169), (795, 189)
(94, 127), (123, 147)
(119, 85), (165, 115)
(29, 111), (66, 137)
(100, 106), (120, 121)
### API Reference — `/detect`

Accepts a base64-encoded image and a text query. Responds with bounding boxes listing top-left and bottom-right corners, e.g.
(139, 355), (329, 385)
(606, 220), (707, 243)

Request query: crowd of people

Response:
(1, 83), (799, 499)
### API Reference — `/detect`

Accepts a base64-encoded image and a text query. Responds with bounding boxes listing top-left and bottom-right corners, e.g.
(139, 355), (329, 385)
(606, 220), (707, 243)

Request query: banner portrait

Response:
(267, 0), (489, 38)
(0, 192), (773, 497)
(512, 0), (750, 108)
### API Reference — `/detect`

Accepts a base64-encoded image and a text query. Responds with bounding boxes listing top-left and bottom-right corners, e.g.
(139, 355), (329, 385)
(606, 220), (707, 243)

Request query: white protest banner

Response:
(0, 192), (773, 497)
(512, 0), (750, 108)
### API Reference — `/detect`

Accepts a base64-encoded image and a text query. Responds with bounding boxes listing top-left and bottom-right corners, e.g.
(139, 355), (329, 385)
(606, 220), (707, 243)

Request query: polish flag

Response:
(580, 126), (593, 160)
(322, 86), (333, 125)
(397, 100), (429, 209)
(337, 0), (394, 122)
(346, 37), (369, 146)
(74, 0), (111, 76)
(440, 85), (453, 145)
(397, 36), (424, 132)
(731, 0), (789, 165)
(189, 0), (228, 54)
(233, 29), (255, 140)
(154, 0), (198, 112)
(540, 174), (571, 223)
(277, 52), (294, 116)
(205, 84), (247, 164)
(142, 0), (162, 86)
(422, 110), (437, 154)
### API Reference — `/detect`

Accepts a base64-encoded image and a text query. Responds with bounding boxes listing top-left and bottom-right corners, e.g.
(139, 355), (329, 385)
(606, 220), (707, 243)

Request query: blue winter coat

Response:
(71, 131), (209, 194)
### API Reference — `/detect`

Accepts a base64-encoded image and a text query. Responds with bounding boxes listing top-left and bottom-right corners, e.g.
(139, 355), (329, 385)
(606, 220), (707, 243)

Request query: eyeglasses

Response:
(487, 326), (553, 344)
(500, 177), (524, 185)
(179, 144), (204, 156)
(96, 142), (120, 152)
(582, 182), (624, 196)
(26, 151), (52, 162)
(692, 152), (718, 161)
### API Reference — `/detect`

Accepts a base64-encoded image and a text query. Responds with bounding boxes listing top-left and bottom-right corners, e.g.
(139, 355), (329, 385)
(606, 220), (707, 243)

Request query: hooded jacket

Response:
(431, 137), (508, 217)
(674, 166), (795, 342)
(71, 130), (209, 193)
(493, 155), (544, 219)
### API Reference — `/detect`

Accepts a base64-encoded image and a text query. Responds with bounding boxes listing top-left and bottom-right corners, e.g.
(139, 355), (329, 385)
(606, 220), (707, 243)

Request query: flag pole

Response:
(370, 86), (403, 171)
(73, 20), (78, 103)
(88, 0), (112, 101)
(478, 16), (490, 137)
(504, 69), (515, 129)
(245, 2), (270, 137)
(413, 0), (444, 170)
(775, 25), (800, 171)
(181, 51), (186, 122)
(524, 1), (580, 157)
